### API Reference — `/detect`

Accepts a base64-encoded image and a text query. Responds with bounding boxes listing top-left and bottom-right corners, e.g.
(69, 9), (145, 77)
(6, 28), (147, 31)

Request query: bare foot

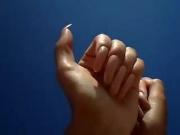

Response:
(56, 26), (144, 135)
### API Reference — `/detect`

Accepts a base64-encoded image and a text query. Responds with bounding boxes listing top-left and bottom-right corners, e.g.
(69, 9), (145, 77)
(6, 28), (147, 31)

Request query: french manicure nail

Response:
(61, 24), (72, 35)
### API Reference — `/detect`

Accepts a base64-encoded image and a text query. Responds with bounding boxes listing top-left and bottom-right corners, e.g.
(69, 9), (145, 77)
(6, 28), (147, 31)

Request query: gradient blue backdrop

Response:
(1, 0), (180, 134)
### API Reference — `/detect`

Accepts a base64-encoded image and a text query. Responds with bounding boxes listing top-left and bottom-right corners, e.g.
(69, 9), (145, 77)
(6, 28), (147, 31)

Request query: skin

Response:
(88, 36), (167, 135)
(132, 78), (167, 135)
(56, 25), (143, 135)
(55, 25), (167, 135)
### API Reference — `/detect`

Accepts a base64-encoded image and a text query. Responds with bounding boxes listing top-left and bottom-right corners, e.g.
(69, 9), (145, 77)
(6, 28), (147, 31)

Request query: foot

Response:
(56, 26), (144, 135)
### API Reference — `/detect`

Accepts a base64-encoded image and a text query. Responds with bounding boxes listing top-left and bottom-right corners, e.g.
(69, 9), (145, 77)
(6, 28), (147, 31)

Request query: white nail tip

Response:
(64, 24), (72, 29)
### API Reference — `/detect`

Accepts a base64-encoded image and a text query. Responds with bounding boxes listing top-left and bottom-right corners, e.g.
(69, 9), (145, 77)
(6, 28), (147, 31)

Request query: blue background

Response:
(1, 0), (180, 134)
